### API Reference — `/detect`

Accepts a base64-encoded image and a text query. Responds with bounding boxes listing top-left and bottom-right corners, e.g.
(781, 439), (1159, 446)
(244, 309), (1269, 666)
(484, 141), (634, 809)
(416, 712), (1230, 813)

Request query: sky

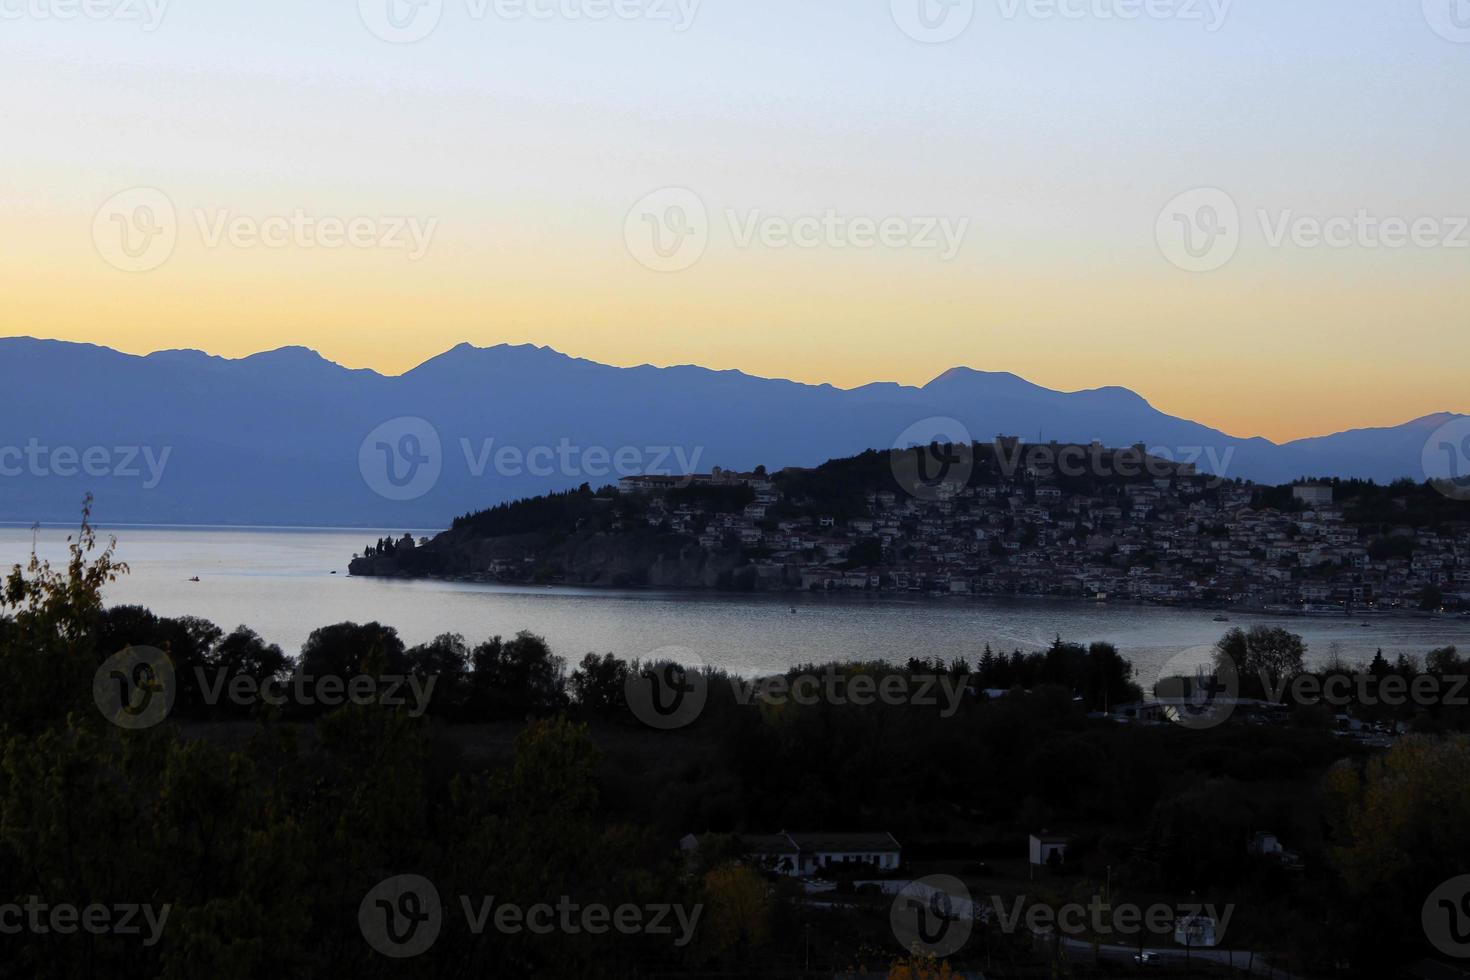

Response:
(1, 0), (1467, 443)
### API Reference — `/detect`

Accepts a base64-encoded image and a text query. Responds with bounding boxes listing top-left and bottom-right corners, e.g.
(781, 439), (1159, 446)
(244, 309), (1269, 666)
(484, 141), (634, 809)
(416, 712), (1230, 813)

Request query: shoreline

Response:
(346, 568), (1466, 625)
(0, 521), (447, 534)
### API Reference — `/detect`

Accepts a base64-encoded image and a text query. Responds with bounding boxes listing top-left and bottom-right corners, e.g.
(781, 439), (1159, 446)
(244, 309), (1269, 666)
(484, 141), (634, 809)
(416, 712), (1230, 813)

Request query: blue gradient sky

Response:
(2, 0), (1467, 440)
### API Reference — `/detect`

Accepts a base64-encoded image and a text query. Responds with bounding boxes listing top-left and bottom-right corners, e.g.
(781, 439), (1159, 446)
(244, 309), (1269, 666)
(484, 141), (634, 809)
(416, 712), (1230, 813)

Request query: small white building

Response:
(1292, 484), (1334, 507)
(1028, 832), (1070, 867)
(1175, 914), (1220, 948)
(680, 831), (901, 877)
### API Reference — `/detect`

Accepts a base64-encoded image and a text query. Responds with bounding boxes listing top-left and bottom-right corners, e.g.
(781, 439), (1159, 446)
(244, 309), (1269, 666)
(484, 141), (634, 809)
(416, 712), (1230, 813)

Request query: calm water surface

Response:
(4, 526), (1467, 682)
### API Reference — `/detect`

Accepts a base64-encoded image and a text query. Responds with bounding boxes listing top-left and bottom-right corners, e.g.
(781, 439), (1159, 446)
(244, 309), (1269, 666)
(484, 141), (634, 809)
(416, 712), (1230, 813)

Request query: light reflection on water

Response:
(3, 526), (1466, 682)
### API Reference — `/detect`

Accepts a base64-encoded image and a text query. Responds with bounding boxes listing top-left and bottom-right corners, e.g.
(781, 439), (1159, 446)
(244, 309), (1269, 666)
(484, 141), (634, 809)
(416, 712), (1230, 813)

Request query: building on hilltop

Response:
(679, 831), (901, 877)
(1293, 483), (1334, 506)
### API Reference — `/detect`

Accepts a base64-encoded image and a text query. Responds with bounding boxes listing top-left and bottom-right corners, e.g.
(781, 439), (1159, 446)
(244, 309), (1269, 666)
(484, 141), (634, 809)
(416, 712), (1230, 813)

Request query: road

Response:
(1036, 930), (1305, 979)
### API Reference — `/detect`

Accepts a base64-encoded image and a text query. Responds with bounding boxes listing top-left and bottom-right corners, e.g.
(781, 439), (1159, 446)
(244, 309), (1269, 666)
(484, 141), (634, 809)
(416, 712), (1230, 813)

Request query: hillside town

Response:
(605, 439), (1470, 614)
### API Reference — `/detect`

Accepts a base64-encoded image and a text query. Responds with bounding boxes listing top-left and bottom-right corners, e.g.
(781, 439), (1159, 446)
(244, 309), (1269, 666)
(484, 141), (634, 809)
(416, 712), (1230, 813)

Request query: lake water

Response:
(3, 526), (1467, 683)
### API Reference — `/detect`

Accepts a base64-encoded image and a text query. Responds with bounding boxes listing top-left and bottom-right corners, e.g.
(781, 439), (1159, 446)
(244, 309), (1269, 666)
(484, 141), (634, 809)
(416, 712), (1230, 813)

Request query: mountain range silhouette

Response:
(1, 336), (1461, 527)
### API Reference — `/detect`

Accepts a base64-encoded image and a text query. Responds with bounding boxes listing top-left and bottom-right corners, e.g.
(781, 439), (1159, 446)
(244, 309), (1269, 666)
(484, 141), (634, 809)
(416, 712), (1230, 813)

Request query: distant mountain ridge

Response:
(0, 336), (1461, 527)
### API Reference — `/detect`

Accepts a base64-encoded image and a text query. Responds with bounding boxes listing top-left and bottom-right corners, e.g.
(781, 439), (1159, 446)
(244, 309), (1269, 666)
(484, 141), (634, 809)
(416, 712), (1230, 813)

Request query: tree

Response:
(1322, 736), (1470, 971)
(467, 631), (567, 718)
(888, 954), (956, 979)
(211, 626), (289, 683)
(569, 652), (629, 713)
(404, 632), (470, 715)
(1367, 649), (1391, 677)
(0, 498), (126, 733)
(1248, 626), (1307, 689)
(298, 621), (406, 680)
(207, 626), (290, 717)
(1426, 645), (1464, 676)
(1214, 626), (1305, 697)
(698, 863), (772, 962)
(96, 606), (224, 716)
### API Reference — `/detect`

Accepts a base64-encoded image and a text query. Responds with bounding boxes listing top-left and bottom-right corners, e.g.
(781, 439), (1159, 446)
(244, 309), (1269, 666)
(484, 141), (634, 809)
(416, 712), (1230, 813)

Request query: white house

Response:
(1292, 484), (1334, 507)
(680, 831), (901, 877)
(1028, 832), (1070, 867)
(1175, 914), (1219, 948)
(784, 832), (902, 875)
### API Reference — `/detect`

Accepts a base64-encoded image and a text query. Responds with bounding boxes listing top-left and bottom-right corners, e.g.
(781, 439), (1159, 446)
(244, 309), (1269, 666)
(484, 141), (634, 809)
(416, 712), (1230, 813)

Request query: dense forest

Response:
(2, 507), (1467, 977)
